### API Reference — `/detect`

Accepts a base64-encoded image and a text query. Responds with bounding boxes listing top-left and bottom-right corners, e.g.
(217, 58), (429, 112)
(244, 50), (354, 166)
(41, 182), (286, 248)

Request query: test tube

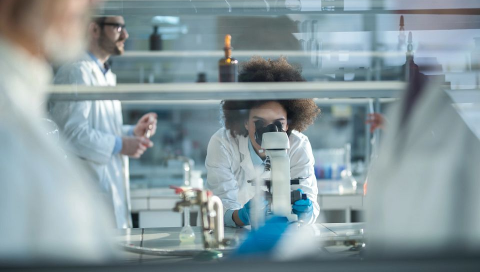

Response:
(144, 116), (154, 138)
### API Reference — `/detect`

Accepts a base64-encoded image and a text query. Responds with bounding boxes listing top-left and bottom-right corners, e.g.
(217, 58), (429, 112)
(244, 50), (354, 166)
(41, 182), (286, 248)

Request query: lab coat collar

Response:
(394, 79), (446, 157)
(248, 138), (265, 166)
(376, 79), (445, 168)
(80, 52), (116, 86)
(0, 37), (53, 116)
(87, 51), (110, 76)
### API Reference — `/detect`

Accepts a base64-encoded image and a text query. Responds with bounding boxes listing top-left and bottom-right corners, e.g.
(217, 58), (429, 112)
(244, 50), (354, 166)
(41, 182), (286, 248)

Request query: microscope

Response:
(250, 120), (307, 222)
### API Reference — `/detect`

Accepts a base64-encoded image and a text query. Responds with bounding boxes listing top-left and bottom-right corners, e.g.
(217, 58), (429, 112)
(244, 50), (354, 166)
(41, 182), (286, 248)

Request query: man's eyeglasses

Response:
(101, 23), (126, 33)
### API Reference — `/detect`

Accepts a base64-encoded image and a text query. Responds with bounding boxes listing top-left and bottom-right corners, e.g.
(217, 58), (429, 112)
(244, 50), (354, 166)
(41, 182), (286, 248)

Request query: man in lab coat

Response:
(0, 0), (116, 263)
(50, 16), (158, 229)
(206, 57), (321, 227)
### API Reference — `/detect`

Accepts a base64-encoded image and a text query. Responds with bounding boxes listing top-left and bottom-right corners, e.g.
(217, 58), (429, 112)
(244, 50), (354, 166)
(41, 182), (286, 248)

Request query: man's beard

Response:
(99, 34), (125, 56)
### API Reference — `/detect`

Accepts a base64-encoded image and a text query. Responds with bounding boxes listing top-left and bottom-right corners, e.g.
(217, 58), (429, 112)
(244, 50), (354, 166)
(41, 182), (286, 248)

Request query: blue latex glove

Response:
(232, 216), (290, 258)
(292, 189), (313, 218)
(237, 197), (269, 226)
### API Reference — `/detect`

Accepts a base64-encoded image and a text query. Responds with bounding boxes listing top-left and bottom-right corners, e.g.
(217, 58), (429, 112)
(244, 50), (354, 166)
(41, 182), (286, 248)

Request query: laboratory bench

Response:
(115, 222), (365, 264)
(27, 1), (480, 270)
(130, 181), (364, 228)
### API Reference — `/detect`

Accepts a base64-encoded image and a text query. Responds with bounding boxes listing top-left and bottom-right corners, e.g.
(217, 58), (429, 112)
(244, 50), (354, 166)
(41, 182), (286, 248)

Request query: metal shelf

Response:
(120, 97), (397, 110)
(112, 50), (405, 59)
(48, 81), (404, 101)
(99, 0), (480, 16)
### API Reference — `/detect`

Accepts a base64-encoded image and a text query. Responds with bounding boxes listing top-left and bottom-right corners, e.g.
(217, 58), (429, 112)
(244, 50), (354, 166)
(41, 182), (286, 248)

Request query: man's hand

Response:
(133, 113), (158, 138)
(120, 136), (153, 158)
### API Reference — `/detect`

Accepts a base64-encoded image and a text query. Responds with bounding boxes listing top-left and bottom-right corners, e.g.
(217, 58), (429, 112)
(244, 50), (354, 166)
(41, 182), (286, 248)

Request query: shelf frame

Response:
(48, 81), (404, 101)
(98, 0), (480, 16)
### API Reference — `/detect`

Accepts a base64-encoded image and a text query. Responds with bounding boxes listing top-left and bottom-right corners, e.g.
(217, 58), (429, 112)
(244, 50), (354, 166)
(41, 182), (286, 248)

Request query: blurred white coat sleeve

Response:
(205, 132), (242, 212)
(0, 124), (117, 263)
(122, 125), (134, 136)
(289, 132), (320, 224)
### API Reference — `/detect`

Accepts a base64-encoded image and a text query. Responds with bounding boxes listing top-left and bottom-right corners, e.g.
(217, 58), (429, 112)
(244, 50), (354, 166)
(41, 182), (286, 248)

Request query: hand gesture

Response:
(120, 136), (153, 158)
(134, 113), (158, 138)
(366, 113), (385, 133)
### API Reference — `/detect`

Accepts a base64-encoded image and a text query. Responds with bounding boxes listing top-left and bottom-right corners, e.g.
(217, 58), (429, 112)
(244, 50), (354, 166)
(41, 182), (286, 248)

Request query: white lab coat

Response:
(205, 128), (320, 224)
(49, 53), (132, 228)
(365, 81), (480, 256)
(0, 38), (116, 263)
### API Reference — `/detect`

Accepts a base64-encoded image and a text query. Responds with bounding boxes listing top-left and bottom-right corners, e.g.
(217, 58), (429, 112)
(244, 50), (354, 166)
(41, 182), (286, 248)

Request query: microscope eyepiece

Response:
(254, 120), (285, 146)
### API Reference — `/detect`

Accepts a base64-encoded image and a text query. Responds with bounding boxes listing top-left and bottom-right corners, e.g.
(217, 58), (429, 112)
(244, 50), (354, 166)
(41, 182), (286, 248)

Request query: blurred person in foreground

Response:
(0, 0), (117, 264)
(365, 30), (480, 257)
(49, 16), (158, 229)
(206, 57), (320, 228)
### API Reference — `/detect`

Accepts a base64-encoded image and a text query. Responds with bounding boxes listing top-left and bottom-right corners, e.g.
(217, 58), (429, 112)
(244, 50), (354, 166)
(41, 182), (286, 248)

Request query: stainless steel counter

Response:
(115, 223), (365, 263)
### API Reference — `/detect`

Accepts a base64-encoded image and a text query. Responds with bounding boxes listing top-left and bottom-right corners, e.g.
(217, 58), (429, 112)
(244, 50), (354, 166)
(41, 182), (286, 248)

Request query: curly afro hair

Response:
(222, 56), (320, 137)
(238, 56), (304, 82)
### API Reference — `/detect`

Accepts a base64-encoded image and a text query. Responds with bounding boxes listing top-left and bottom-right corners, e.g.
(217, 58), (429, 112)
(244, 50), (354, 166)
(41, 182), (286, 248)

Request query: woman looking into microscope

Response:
(205, 56), (320, 227)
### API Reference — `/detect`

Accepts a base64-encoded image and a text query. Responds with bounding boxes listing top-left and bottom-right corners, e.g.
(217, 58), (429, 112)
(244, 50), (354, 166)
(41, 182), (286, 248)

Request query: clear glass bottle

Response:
(179, 207), (196, 243)
(339, 143), (357, 194)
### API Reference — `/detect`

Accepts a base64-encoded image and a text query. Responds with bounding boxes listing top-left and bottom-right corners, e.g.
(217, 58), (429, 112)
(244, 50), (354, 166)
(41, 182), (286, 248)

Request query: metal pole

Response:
(364, 99), (374, 172)
(373, 98), (381, 156)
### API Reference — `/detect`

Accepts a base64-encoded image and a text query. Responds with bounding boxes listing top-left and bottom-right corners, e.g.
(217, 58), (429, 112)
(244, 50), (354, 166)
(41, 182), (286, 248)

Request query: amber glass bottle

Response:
(149, 26), (162, 51)
(218, 35), (238, 82)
